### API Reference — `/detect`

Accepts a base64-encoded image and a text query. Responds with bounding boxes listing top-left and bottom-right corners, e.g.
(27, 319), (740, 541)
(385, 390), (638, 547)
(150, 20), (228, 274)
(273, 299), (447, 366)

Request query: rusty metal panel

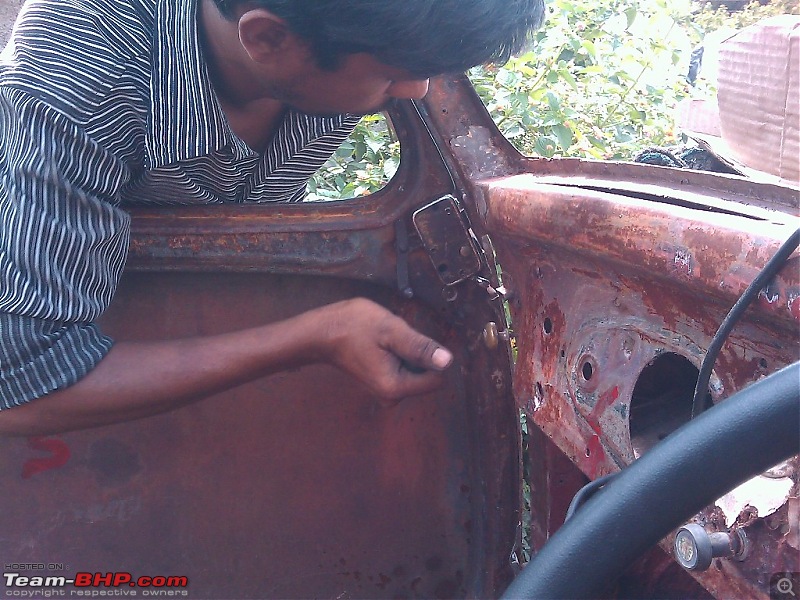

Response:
(0, 273), (516, 599)
(480, 175), (798, 599)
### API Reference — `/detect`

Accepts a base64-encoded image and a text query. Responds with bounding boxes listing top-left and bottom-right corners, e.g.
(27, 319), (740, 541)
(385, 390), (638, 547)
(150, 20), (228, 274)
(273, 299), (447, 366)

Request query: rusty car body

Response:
(0, 24), (798, 597)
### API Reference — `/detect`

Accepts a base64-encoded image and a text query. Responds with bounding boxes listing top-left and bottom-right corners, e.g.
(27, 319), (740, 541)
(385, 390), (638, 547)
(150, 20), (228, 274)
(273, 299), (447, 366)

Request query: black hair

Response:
(213, 0), (545, 76)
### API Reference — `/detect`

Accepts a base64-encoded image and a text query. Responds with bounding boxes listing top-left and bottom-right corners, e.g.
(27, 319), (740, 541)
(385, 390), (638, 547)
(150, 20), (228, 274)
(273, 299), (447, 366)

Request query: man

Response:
(0, 0), (545, 435)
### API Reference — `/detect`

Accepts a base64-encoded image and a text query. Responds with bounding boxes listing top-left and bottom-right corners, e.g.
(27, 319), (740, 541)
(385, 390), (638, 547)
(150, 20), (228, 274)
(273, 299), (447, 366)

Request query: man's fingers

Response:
(322, 298), (454, 402)
(377, 369), (446, 405)
(387, 326), (453, 373)
(372, 320), (453, 401)
(431, 347), (454, 370)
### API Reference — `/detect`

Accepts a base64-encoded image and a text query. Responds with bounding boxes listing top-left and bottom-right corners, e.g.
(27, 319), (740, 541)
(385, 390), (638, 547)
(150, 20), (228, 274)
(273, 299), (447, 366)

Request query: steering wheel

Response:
(501, 362), (800, 599)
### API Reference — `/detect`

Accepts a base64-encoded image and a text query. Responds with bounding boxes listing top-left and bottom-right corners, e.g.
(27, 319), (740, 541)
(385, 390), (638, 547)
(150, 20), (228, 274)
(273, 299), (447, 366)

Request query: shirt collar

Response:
(146, 0), (354, 173)
(146, 0), (230, 169)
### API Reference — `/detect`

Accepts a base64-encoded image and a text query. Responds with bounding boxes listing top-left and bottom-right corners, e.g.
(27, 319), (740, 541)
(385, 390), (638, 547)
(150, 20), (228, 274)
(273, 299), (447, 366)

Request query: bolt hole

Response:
(759, 358), (768, 369)
(582, 362), (594, 381)
(442, 108), (448, 114)
(560, 349), (566, 358)
(442, 287), (458, 303)
(543, 317), (553, 335)
(585, 447), (591, 457)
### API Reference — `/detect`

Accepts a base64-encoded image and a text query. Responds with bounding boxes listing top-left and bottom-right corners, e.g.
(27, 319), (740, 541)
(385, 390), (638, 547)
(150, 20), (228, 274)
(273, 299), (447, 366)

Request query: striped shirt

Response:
(0, 0), (360, 408)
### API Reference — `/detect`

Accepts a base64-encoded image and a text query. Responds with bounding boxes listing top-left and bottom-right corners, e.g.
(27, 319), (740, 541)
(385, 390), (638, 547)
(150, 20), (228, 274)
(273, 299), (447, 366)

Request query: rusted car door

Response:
(421, 76), (799, 598)
(0, 98), (523, 598)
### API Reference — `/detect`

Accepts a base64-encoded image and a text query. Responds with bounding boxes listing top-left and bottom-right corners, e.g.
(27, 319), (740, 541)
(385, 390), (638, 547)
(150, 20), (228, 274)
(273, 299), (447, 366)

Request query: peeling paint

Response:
(788, 293), (800, 319)
(674, 249), (693, 275)
(715, 474), (794, 527)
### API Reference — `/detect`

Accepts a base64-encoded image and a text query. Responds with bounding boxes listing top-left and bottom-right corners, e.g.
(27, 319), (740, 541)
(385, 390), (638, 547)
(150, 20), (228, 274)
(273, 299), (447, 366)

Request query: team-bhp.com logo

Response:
(3, 571), (189, 597)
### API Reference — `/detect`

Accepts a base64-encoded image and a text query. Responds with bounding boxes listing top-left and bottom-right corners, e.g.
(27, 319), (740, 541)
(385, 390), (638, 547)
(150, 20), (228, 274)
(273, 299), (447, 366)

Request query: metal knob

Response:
(483, 322), (510, 351)
(674, 524), (735, 571)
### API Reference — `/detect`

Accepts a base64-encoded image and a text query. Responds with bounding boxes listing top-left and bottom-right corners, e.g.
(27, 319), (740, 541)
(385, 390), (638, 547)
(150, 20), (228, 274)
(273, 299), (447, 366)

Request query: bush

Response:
(470, 0), (695, 160)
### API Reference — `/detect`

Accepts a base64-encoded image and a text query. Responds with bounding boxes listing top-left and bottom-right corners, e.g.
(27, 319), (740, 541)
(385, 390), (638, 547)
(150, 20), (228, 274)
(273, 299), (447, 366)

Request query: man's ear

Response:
(237, 9), (304, 64)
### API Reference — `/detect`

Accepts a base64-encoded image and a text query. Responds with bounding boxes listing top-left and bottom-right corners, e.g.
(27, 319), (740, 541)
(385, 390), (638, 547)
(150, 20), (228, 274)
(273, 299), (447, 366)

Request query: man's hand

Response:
(312, 298), (453, 402)
(0, 297), (453, 436)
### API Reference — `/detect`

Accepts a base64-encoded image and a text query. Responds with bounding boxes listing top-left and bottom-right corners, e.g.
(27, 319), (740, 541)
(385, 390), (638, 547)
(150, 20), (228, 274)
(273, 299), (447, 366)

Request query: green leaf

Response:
(557, 48), (576, 62)
(354, 141), (367, 162)
(365, 137), (384, 154)
(545, 92), (561, 112)
(558, 68), (579, 91)
(505, 125), (526, 138)
(383, 158), (399, 180)
(551, 124), (575, 151)
(587, 135), (606, 150)
(512, 92), (529, 107)
(581, 40), (597, 59)
(624, 7), (637, 29)
(534, 135), (558, 158)
(627, 108), (647, 122)
(529, 87), (547, 101)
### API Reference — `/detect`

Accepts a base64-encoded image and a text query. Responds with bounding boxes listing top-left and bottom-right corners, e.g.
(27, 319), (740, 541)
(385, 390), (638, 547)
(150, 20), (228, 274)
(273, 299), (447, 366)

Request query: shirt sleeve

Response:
(0, 86), (131, 409)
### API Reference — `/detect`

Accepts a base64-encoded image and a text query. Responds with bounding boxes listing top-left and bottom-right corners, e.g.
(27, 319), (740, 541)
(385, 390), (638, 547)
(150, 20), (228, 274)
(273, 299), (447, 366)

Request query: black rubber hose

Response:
(564, 474), (615, 521)
(501, 362), (800, 600)
(692, 228), (800, 418)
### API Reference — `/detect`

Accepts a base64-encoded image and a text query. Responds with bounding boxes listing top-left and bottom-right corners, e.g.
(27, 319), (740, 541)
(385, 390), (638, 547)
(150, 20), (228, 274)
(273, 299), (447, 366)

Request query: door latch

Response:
(412, 195), (482, 286)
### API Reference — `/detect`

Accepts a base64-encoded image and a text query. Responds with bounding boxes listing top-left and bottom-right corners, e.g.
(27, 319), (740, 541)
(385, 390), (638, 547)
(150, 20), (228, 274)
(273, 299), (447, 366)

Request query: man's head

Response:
(212, 0), (545, 78)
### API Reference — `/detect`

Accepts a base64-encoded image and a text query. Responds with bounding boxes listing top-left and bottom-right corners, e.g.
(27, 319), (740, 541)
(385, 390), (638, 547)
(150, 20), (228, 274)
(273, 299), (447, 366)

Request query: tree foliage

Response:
(305, 113), (399, 201)
(471, 0), (695, 160)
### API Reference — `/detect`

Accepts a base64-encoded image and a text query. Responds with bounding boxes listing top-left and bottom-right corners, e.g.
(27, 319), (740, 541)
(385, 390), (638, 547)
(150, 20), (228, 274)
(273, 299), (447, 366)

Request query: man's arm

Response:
(0, 298), (453, 437)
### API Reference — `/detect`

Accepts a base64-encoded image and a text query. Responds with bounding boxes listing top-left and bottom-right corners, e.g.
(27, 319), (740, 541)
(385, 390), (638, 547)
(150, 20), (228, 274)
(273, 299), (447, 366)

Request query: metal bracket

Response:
(394, 218), (414, 299)
(412, 195), (481, 286)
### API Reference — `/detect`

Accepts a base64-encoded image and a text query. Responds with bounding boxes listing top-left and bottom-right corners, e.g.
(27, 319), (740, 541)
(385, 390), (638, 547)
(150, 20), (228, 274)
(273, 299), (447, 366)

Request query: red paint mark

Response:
(582, 388), (619, 476)
(22, 437), (71, 479)
(589, 386), (620, 423)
